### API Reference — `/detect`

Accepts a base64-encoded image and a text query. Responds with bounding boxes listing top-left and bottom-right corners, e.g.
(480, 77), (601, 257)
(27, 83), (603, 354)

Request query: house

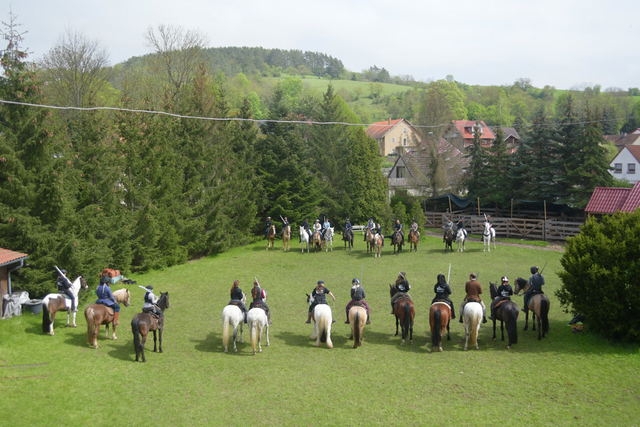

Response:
(585, 181), (640, 214)
(604, 128), (640, 151)
(0, 248), (29, 309)
(501, 127), (521, 153)
(449, 120), (496, 150)
(366, 118), (420, 157)
(387, 138), (467, 200)
(609, 145), (640, 184)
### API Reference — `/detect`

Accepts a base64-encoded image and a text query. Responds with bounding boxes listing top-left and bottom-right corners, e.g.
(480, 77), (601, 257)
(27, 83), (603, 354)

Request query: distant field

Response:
(267, 75), (413, 98)
(1, 236), (638, 426)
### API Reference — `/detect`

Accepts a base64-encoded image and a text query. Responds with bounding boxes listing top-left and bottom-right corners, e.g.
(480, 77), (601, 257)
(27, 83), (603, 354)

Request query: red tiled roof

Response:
(585, 182), (640, 214)
(452, 120), (496, 140)
(0, 248), (28, 267)
(366, 118), (407, 139)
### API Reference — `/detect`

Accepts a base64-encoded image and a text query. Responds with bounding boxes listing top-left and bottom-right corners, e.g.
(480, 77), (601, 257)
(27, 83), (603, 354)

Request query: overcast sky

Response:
(7, 0), (640, 90)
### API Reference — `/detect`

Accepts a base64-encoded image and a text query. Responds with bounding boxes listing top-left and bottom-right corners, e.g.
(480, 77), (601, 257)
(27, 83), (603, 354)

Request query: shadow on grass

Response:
(193, 330), (257, 356)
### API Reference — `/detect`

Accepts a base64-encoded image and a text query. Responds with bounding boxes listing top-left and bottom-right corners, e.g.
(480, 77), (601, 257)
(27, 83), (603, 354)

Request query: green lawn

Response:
(1, 236), (638, 426)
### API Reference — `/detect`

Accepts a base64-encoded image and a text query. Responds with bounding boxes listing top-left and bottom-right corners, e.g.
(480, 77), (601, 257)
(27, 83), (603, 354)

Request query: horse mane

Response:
(113, 288), (129, 301)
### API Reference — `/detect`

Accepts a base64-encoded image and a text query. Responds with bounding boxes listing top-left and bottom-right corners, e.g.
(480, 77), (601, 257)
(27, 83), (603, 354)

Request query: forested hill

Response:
(121, 46), (346, 79)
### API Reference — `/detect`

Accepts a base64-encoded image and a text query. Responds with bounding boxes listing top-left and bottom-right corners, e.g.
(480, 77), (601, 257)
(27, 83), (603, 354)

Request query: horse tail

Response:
(86, 307), (96, 346)
(222, 312), (231, 349)
(353, 310), (361, 346)
(131, 317), (141, 354)
(431, 309), (442, 348)
(541, 298), (549, 334)
(319, 312), (328, 343)
(403, 302), (411, 336)
(42, 301), (50, 333)
(250, 313), (259, 351)
(506, 305), (518, 345)
(470, 309), (480, 347)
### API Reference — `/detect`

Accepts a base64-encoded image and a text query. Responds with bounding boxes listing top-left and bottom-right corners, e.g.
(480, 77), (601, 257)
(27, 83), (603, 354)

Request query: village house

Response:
(609, 145), (640, 184)
(366, 118), (420, 157)
(604, 128), (640, 152)
(448, 120), (496, 150)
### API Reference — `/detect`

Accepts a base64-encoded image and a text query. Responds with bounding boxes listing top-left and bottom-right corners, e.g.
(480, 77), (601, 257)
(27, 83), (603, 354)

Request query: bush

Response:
(556, 212), (640, 342)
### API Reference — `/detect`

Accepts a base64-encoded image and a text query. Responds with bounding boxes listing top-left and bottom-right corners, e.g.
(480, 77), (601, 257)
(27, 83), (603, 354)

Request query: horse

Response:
(131, 292), (170, 362)
(372, 233), (383, 257)
(221, 292), (245, 353)
(462, 302), (483, 350)
(343, 227), (353, 251)
(323, 227), (334, 252)
(306, 293), (333, 348)
(247, 290), (269, 355)
(390, 285), (414, 345)
(444, 229), (454, 252)
(391, 230), (404, 254)
(429, 302), (451, 352)
(348, 304), (367, 348)
(482, 221), (496, 252)
(489, 282), (519, 349)
(312, 231), (323, 253)
(514, 277), (550, 340)
(299, 226), (310, 253)
(365, 228), (375, 253)
(84, 288), (131, 349)
(266, 225), (276, 250)
(408, 229), (419, 252)
(282, 225), (291, 251)
(456, 228), (466, 252)
(42, 276), (88, 335)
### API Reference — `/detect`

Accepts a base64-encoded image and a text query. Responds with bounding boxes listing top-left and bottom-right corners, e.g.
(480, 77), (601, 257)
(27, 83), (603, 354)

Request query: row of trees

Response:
(0, 19), (387, 297)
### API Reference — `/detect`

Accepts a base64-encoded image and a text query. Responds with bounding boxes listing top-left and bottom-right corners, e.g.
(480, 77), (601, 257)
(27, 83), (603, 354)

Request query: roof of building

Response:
(585, 181), (640, 214)
(0, 248), (29, 268)
(388, 138), (466, 179)
(452, 120), (496, 140)
(611, 145), (640, 163)
(366, 118), (415, 140)
(604, 133), (640, 148)
(501, 127), (521, 141)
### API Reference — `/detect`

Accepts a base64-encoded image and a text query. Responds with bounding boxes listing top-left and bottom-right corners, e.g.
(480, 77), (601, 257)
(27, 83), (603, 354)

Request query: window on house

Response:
(628, 163), (636, 174)
(403, 138), (407, 146)
(392, 137), (395, 144)
(403, 128), (407, 133)
(396, 166), (405, 178)
(615, 163), (622, 173)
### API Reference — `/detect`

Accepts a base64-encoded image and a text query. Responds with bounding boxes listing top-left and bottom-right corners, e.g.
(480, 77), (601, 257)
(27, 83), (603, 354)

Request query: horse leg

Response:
(409, 321), (413, 345)
(492, 320), (497, 341)
(395, 316), (399, 336)
(537, 314), (542, 341)
(532, 312), (537, 331)
(501, 320), (505, 341)
(141, 331), (148, 363)
(49, 311), (56, 336)
(112, 323), (118, 340)
(71, 310), (77, 328)
(158, 328), (163, 353)
(524, 310), (529, 331)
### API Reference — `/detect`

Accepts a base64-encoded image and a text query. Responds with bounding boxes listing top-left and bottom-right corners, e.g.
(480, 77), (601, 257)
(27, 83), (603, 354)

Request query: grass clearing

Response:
(1, 236), (638, 426)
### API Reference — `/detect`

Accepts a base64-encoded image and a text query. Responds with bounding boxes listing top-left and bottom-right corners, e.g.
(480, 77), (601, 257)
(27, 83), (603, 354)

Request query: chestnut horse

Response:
(514, 277), (550, 340)
(444, 229), (454, 253)
(282, 225), (291, 251)
(84, 288), (131, 349)
(312, 231), (323, 253)
(372, 233), (383, 257)
(343, 228), (354, 251)
(348, 304), (367, 348)
(266, 225), (276, 250)
(429, 302), (451, 352)
(408, 229), (419, 252)
(489, 282), (519, 349)
(390, 285), (414, 345)
(365, 228), (375, 253)
(42, 276), (88, 335)
(131, 292), (170, 362)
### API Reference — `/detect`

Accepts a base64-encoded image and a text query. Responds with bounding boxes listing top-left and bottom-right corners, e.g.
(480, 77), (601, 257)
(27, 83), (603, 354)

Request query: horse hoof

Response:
(224, 349), (228, 353)
(113, 336), (117, 340)
(507, 346), (511, 349)
(439, 347), (443, 352)
(234, 348), (238, 353)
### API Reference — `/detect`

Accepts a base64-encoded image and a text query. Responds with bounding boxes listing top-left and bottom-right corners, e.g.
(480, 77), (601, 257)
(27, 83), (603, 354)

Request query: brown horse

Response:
(131, 292), (170, 362)
(343, 228), (353, 251)
(391, 231), (404, 254)
(348, 305), (367, 348)
(372, 233), (383, 257)
(42, 276), (88, 335)
(312, 231), (323, 253)
(282, 225), (291, 251)
(444, 229), (454, 252)
(514, 277), (550, 340)
(429, 302), (451, 352)
(408, 230), (419, 252)
(266, 225), (276, 250)
(489, 282), (519, 349)
(365, 228), (375, 253)
(84, 288), (131, 349)
(390, 285), (414, 345)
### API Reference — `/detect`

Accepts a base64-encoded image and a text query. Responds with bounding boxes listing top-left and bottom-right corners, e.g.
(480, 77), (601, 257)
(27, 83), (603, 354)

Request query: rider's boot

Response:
(268, 311), (273, 325)
(459, 316), (464, 324)
(345, 314), (350, 324)
(244, 312), (247, 324)
(366, 315), (371, 325)
(450, 305), (456, 319)
(305, 312), (312, 324)
(113, 311), (120, 325)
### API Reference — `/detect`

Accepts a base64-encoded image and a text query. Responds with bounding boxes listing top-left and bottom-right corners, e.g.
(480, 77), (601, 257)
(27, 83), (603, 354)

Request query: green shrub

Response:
(556, 212), (640, 341)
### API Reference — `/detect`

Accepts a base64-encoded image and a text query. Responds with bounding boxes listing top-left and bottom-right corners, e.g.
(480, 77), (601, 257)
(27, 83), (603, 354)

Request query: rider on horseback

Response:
(522, 266), (545, 313)
(432, 274), (455, 319)
(391, 272), (411, 314)
(376, 223), (385, 246)
(143, 285), (164, 320)
(282, 217), (290, 235)
(96, 275), (120, 325)
(250, 280), (272, 325)
(322, 218), (331, 241)
(300, 218), (311, 242)
(56, 268), (77, 312)
(489, 276), (513, 321)
(410, 219), (420, 242)
(265, 217), (273, 239)
(228, 280), (248, 324)
(364, 218), (375, 241)
(344, 218), (352, 234)
(394, 220), (404, 241)
(345, 278), (371, 325)
(313, 219), (322, 240)
(456, 218), (467, 238)
(442, 217), (453, 242)
(306, 280), (335, 324)
(459, 273), (487, 324)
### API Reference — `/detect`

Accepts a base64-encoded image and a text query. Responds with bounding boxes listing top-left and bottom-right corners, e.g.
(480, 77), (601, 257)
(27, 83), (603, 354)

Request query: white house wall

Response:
(610, 148), (640, 183)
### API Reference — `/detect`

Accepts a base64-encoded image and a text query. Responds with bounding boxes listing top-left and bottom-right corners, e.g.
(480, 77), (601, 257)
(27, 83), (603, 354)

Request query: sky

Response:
(7, 0), (640, 90)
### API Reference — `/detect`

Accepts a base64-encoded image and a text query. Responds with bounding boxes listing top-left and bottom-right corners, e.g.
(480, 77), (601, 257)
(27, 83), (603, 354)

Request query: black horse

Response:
(444, 229), (454, 252)
(131, 292), (170, 362)
(489, 282), (518, 349)
(343, 228), (354, 251)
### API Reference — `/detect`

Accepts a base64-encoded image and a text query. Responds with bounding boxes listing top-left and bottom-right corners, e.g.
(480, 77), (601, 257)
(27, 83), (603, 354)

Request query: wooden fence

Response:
(422, 212), (583, 242)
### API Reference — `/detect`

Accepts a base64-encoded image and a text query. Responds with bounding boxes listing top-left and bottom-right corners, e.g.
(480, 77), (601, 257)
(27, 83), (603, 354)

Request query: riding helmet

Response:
(61, 269), (67, 275)
(146, 285), (154, 291)
(530, 266), (538, 274)
(502, 276), (509, 283)
(317, 280), (324, 285)
(352, 278), (360, 285)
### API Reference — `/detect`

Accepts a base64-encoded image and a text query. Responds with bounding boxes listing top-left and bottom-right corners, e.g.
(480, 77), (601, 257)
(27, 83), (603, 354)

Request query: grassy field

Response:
(1, 235), (638, 426)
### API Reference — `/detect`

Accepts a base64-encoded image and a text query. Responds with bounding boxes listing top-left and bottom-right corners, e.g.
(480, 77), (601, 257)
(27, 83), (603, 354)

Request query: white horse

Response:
(482, 222), (496, 252)
(307, 294), (333, 348)
(299, 226), (310, 253)
(463, 302), (483, 351)
(248, 290), (270, 355)
(42, 276), (88, 335)
(456, 229), (467, 252)
(323, 227), (334, 252)
(222, 293), (245, 353)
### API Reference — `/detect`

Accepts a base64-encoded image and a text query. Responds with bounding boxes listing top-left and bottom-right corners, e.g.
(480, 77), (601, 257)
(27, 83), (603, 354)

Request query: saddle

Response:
(432, 299), (452, 309)
(58, 292), (71, 299)
(352, 301), (367, 309)
(494, 299), (510, 310)
(142, 307), (162, 320)
(250, 302), (268, 314)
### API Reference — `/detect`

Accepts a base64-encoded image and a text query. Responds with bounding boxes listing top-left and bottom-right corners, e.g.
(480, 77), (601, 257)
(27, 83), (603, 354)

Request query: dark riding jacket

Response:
(529, 273), (545, 292)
